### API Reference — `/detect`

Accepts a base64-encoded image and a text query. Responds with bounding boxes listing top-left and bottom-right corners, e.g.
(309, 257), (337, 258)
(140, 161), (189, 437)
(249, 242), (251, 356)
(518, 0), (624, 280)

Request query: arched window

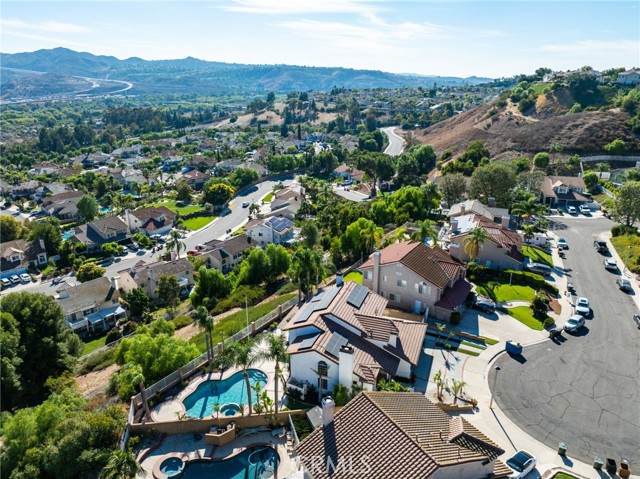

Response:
(317, 361), (328, 377)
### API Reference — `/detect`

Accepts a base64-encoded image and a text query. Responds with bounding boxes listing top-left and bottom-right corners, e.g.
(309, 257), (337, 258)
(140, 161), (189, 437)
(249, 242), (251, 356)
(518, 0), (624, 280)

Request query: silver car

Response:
(564, 314), (585, 333)
(575, 297), (590, 316)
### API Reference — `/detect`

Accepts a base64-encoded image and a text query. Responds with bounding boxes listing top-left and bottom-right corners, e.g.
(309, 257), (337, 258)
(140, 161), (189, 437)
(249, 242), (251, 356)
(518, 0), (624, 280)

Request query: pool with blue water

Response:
(183, 446), (278, 479)
(182, 369), (268, 418)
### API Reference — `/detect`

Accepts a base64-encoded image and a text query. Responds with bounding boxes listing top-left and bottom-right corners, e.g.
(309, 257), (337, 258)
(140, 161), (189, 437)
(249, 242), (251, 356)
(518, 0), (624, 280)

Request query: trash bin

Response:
(619, 459), (631, 479)
(558, 442), (567, 456)
(606, 458), (617, 473)
(593, 457), (603, 470)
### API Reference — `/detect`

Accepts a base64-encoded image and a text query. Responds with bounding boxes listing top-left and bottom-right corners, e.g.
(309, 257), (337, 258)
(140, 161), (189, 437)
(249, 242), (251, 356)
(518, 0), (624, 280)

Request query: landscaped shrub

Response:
(543, 317), (555, 329)
(611, 224), (638, 237)
(169, 315), (193, 330)
(450, 311), (461, 325)
(531, 292), (550, 319)
(210, 285), (266, 315)
(105, 328), (123, 345)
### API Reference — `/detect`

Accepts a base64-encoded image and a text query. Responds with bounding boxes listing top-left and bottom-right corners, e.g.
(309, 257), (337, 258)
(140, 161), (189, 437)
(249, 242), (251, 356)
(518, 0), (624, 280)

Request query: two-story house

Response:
(10, 180), (41, 199)
(539, 175), (589, 209)
(179, 170), (209, 190)
(0, 239), (48, 279)
(447, 199), (511, 227)
(268, 183), (305, 221)
(296, 392), (511, 479)
(284, 281), (427, 396)
(58, 276), (126, 333)
(123, 206), (176, 236)
(199, 233), (251, 273)
(71, 216), (131, 253)
(41, 190), (85, 223)
(117, 258), (194, 299)
(447, 214), (524, 270)
(360, 241), (471, 320)
(617, 69), (640, 85)
(245, 216), (294, 246)
(333, 163), (364, 183)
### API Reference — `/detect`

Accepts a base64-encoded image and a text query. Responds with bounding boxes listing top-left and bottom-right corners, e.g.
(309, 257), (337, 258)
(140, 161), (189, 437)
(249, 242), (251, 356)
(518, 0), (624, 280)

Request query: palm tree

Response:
(255, 332), (288, 414)
(99, 449), (142, 479)
(522, 225), (535, 244)
(226, 340), (259, 415)
(511, 196), (546, 227)
(382, 227), (407, 248)
(194, 306), (213, 367)
(360, 222), (384, 255)
(411, 219), (439, 245)
(463, 227), (487, 260)
(450, 379), (467, 405)
(290, 247), (322, 301)
(165, 229), (186, 259)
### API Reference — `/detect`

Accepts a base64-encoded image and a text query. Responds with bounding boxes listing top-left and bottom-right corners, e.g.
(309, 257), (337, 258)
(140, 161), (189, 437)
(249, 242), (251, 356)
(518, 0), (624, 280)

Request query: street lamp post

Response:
(489, 366), (501, 409)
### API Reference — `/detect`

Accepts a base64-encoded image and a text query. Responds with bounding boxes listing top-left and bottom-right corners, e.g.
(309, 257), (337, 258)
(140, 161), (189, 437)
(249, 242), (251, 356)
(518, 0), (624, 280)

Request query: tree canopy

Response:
(469, 162), (516, 208)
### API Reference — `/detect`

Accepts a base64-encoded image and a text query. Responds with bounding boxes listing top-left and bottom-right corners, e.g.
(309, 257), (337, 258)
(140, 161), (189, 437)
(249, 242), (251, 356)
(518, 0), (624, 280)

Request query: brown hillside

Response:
(415, 100), (640, 159)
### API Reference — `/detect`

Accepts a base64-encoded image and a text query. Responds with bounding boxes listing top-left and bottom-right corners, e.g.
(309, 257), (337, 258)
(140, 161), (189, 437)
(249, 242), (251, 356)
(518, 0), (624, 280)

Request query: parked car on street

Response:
(506, 450), (537, 479)
(604, 258), (618, 271)
(579, 204), (591, 215)
(617, 278), (633, 292)
(564, 314), (586, 333)
(575, 297), (590, 316)
(593, 240), (608, 253)
(557, 237), (568, 250)
(127, 244), (139, 252)
(19, 273), (32, 283)
(242, 201), (250, 208)
(472, 295), (496, 313)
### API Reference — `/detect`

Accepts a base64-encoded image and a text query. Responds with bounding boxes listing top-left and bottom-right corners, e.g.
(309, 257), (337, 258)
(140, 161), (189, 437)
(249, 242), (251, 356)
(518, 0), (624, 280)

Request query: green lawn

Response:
(190, 293), (297, 352)
(344, 271), (363, 284)
(82, 336), (107, 355)
(611, 234), (640, 274)
(476, 283), (536, 303)
(505, 306), (544, 330)
(532, 82), (550, 95)
(182, 215), (217, 231)
(523, 245), (553, 267)
(150, 200), (203, 215)
(262, 191), (275, 203)
(553, 473), (579, 479)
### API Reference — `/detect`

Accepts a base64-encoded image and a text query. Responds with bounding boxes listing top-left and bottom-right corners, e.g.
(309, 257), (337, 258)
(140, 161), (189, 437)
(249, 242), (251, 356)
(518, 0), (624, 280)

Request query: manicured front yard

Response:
(182, 215), (217, 231)
(344, 271), (363, 284)
(82, 336), (107, 355)
(150, 200), (203, 215)
(262, 191), (275, 203)
(476, 283), (536, 303)
(553, 473), (579, 479)
(190, 293), (297, 352)
(504, 306), (545, 330)
(611, 234), (640, 274)
(523, 245), (553, 267)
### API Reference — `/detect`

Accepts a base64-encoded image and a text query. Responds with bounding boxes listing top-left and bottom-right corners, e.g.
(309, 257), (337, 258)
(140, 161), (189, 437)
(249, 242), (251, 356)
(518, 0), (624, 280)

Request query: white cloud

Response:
(538, 39), (639, 55)
(2, 18), (90, 33)
(223, 0), (380, 15)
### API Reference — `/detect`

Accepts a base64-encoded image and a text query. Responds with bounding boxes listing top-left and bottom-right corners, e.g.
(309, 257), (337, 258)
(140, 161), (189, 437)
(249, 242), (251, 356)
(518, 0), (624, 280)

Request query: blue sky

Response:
(2, 1), (638, 78)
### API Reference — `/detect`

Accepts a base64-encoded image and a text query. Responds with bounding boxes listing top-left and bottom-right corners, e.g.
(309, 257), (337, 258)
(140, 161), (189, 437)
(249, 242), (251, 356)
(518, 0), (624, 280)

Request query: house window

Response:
(317, 361), (328, 377)
(363, 271), (372, 280)
(10, 254), (21, 262)
(258, 232), (263, 237)
(417, 282), (431, 295)
(382, 275), (387, 282)
(318, 378), (328, 390)
(389, 293), (401, 302)
(396, 279), (406, 288)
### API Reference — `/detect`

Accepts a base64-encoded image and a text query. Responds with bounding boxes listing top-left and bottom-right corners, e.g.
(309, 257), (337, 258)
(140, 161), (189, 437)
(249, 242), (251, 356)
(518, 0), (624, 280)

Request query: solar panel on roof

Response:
(347, 284), (369, 309)
(298, 334), (319, 350)
(325, 332), (348, 358)
(293, 287), (341, 324)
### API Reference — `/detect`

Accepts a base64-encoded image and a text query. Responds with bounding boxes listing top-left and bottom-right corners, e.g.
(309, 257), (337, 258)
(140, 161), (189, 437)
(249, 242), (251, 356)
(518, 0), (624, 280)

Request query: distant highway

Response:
(381, 126), (404, 156)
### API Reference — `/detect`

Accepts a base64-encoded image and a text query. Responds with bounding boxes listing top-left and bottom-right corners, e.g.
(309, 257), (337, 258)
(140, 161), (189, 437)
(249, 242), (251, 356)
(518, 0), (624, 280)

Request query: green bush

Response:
(105, 328), (123, 345)
(276, 281), (298, 294)
(210, 285), (266, 315)
(76, 348), (116, 375)
(169, 315), (193, 329)
(543, 317), (555, 329)
(611, 224), (638, 237)
(502, 269), (558, 296)
(450, 311), (461, 325)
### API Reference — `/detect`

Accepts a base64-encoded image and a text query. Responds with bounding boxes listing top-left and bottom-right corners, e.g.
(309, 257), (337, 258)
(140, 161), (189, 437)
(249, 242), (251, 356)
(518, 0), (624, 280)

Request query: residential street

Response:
(492, 216), (640, 466)
(381, 126), (404, 156)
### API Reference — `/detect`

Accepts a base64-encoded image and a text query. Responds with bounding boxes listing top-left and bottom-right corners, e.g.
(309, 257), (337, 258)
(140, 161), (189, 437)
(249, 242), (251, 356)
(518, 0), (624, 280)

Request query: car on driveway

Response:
(472, 295), (496, 313)
(127, 244), (139, 252)
(566, 205), (577, 214)
(575, 297), (590, 316)
(617, 278), (633, 292)
(564, 314), (586, 333)
(506, 450), (537, 479)
(604, 258), (618, 271)
(557, 237), (568, 249)
(19, 273), (32, 283)
(9, 275), (21, 285)
(525, 262), (551, 275)
(1, 278), (12, 288)
(579, 204), (591, 215)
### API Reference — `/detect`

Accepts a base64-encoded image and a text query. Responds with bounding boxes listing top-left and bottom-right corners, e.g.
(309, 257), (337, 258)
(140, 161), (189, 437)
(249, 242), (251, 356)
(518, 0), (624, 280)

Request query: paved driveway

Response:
(491, 216), (640, 465)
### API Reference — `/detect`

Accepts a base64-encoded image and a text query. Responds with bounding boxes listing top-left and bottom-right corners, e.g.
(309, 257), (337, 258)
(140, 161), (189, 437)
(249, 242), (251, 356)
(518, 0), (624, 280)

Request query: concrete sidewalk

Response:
(420, 239), (639, 479)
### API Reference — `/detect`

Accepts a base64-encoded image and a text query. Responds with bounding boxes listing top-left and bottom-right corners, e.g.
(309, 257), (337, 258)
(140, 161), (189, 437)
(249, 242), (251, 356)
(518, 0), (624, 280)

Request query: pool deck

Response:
(138, 431), (297, 478)
(152, 358), (280, 422)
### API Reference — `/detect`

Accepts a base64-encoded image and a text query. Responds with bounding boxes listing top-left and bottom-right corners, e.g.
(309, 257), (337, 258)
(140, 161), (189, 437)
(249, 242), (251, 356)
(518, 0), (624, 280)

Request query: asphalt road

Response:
(491, 216), (640, 465)
(1, 177), (292, 298)
(381, 126), (404, 156)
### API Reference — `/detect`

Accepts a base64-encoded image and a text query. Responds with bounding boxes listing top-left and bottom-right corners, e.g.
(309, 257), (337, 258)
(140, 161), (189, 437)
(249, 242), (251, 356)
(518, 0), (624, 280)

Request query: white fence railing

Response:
(131, 296), (298, 411)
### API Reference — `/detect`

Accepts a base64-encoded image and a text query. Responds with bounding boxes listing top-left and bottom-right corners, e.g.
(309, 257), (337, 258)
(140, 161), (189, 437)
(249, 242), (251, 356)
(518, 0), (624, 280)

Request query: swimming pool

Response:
(182, 369), (268, 418)
(181, 446), (278, 479)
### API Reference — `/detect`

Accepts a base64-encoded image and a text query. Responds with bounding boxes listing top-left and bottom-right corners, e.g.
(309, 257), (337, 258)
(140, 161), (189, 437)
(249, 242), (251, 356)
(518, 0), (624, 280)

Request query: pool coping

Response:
(151, 442), (284, 479)
(151, 367), (270, 422)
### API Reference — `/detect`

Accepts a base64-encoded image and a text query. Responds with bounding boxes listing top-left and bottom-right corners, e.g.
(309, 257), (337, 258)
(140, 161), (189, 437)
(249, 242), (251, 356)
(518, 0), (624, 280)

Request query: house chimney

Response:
(501, 215), (511, 230)
(111, 275), (119, 291)
(338, 345), (354, 388)
(372, 251), (381, 294)
(388, 333), (398, 348)
(39, 239), (46, 251)
(336, 271), (344, 287)
(322, 396), (335, 427)
(460, 204), (466, 214)
(488, 196), (496, 207)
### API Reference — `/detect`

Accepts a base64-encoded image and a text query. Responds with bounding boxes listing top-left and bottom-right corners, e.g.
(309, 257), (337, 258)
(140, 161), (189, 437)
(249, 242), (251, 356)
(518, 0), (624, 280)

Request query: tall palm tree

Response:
(255, 332), (289, 414)
(463, 227), (487, 260)
(165, 229), (186, 259)
(411, 219), (439, 245)
(194, 306), (213, 367)
(511, 196), (545, 227)
(226, 340), (259, 415)
(290, 247), (322, 301)
(99, 449), (142, 479)
(360, 222), (384, 255)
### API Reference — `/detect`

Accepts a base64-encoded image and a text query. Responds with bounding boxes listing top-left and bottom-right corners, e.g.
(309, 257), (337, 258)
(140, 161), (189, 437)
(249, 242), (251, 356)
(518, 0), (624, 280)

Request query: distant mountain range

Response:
(0, 48), (493, 100)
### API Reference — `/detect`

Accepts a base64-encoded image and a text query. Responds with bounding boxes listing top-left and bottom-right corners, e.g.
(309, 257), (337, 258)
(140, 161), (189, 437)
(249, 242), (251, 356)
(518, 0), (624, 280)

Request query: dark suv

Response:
(594, 240), (608, 253)
(472, 296), (496, 313)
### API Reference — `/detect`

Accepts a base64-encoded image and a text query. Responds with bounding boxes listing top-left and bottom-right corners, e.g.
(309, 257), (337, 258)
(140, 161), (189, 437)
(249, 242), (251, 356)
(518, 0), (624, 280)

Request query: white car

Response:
(603, 258), (618, 271)
(579, 204), (591, 214)
(575, 297), (590, 316)
(506, 450), (537, 479)
(19, 273), (32, 283)
(557, 237), (568, 250)
(1, 278), (12, 288)
(564, 314), (586, 333)
(566, 205), (577, 214)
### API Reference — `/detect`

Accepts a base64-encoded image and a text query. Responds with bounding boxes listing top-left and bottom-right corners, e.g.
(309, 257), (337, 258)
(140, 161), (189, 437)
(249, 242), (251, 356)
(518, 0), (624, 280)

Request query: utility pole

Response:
(489, 366), (501, 409)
